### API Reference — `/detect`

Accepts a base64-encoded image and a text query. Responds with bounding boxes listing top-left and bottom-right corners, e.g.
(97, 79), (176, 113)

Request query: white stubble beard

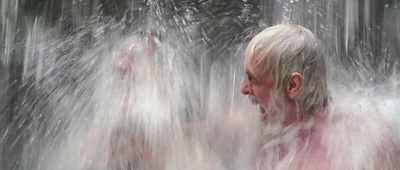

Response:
(249, 93), (287, 126)
(253, 94), (302, 170)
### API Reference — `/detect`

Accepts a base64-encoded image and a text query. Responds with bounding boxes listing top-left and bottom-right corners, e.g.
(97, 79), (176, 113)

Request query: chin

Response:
(262, 105), (287, 126)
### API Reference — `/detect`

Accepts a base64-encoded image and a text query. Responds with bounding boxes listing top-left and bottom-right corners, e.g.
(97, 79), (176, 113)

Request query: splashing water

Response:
(1, 0), (400, 170)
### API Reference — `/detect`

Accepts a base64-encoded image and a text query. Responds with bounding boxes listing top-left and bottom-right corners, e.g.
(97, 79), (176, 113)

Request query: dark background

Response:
(1, 0), (399, 169)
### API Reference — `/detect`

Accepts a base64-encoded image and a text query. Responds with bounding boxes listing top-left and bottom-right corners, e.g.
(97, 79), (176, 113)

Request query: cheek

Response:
(252, 85), (270, 102)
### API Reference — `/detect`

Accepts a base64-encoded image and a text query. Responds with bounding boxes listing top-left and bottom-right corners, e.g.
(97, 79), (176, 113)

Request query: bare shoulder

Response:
(298, 128), (331, 170)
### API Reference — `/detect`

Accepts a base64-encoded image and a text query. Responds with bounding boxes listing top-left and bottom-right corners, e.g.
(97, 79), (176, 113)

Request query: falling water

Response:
(1, 0), (400, 170)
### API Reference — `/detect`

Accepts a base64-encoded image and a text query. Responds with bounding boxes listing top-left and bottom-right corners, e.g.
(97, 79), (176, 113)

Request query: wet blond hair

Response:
(245, 24), (327, 116)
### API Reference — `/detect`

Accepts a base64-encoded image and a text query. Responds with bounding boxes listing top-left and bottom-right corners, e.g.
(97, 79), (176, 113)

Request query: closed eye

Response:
(246, 72), (258, 83)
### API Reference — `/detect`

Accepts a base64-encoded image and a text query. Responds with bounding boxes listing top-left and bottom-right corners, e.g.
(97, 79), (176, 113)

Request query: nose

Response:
(117, 56), (134, 78)
(241, 80), (251, 95)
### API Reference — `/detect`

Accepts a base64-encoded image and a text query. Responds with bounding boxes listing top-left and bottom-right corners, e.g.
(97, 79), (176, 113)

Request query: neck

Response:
(282, 102), (326, 127)
(282, 101), (303, 126)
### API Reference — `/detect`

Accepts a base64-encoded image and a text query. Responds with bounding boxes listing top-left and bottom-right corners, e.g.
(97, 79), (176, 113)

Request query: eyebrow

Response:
(246, 71), (258, 81)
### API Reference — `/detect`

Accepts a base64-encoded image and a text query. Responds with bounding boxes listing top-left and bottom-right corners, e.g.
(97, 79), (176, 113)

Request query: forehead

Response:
(243, 50), (266, 73)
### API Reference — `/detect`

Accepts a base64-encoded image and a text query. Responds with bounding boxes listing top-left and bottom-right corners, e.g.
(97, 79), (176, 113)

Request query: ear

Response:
(286, 72), (303, 100)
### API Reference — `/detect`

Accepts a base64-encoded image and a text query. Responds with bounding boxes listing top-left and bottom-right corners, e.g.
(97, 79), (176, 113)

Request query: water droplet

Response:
(385, 4), (389, 8)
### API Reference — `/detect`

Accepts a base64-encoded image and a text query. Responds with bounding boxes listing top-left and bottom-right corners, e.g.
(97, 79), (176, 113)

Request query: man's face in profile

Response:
(241, 56), (277, 121)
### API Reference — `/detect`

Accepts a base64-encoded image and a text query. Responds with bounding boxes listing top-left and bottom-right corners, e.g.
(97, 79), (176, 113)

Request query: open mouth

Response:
(249, 95), (267, 121)
(258, 104), (268, 122)
(259, 105), (268, 121)
(259, 104), (265, 114)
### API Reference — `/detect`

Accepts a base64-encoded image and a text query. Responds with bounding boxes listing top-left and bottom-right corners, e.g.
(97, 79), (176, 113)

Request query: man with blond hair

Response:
(240, 24), (400, 170)
(241, 24), (327, 125)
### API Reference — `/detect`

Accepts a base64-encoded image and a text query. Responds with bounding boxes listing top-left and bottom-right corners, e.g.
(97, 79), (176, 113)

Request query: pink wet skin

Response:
(297, 113), (330, 170)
